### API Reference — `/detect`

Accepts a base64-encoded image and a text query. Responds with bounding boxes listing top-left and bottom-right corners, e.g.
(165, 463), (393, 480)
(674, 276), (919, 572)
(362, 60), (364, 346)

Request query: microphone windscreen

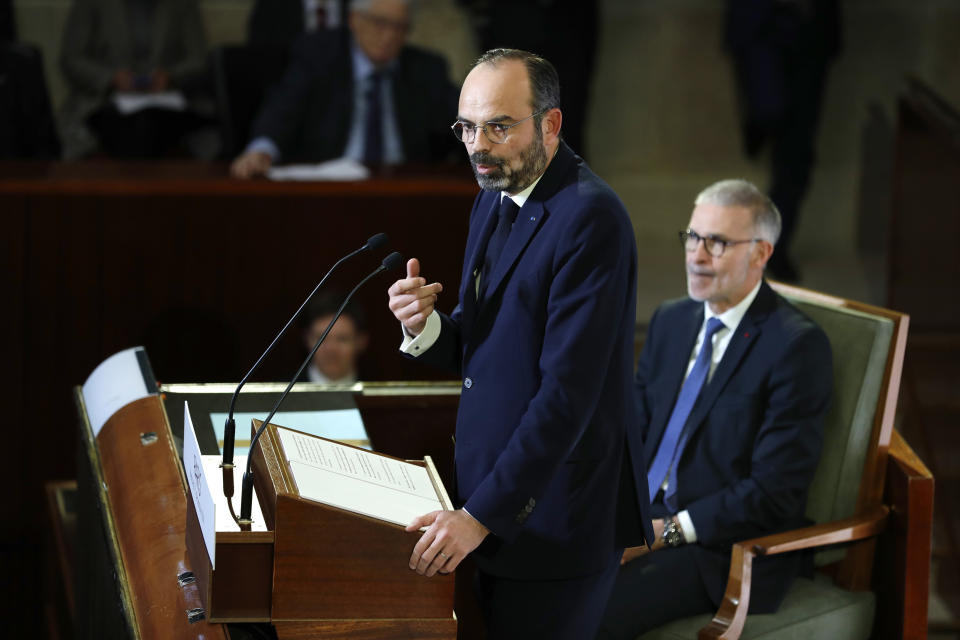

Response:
(382, 251), (405, 271)
(366, 233), (388, 250)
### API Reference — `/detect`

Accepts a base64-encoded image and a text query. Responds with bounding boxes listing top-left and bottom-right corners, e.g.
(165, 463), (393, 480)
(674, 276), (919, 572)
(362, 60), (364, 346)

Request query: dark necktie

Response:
(363, 71), (383, 166)
(647, 316), (726, 507)
(479, 197), (520, 299)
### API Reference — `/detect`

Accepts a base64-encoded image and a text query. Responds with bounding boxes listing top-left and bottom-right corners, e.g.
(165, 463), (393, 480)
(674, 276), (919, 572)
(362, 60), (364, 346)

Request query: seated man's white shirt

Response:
(306, 363), (357, 385)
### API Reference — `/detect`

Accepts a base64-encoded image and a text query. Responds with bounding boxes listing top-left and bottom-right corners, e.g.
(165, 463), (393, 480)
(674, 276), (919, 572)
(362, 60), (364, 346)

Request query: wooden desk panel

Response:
(5, 161), (475, 382)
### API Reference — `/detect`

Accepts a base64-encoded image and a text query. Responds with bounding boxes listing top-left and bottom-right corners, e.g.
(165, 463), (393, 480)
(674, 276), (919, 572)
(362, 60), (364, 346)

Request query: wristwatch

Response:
(661, 518), (685, 547)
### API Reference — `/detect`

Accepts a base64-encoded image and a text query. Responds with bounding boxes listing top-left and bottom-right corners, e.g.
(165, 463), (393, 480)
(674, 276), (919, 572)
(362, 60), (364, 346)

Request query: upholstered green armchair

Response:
(640, 283), (932, 640)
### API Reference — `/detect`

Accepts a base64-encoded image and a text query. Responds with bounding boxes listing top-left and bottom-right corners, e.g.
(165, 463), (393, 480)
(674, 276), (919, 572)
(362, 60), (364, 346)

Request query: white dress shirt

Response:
(305, 364), (357, 385)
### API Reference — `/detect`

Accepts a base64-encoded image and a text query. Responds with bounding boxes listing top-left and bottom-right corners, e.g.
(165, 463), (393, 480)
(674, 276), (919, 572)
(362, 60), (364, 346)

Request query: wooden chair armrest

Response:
(697, 506), (890, 640)
(745, 505), (890, 557)
(888, 429), (932, 481)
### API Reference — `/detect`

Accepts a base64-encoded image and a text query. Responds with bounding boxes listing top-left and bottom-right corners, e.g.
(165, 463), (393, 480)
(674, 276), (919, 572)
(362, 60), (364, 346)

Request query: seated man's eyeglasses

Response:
(451, 110), (546, 144)
(679, 229), (761, 257)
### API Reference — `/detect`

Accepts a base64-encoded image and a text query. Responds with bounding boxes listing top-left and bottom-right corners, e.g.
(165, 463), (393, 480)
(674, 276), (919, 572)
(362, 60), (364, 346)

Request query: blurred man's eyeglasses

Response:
(451, 110), (545, 145)
(679, 229), (760, 257)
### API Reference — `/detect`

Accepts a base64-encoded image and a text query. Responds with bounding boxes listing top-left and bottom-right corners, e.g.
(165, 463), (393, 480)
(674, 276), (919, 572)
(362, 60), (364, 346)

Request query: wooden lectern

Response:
(75, 380), (462, 640)
(184, 420), (457, 637)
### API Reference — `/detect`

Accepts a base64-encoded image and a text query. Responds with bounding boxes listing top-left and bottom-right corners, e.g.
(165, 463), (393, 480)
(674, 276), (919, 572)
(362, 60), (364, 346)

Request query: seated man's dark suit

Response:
(600, 280), (832, 638)
(412, 142), (654, 638)
(248, 30), (458, 164)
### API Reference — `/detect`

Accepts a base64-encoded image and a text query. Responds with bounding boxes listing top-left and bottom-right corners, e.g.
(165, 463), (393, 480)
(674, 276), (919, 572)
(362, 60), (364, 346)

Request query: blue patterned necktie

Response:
(647, 316), (726, 505)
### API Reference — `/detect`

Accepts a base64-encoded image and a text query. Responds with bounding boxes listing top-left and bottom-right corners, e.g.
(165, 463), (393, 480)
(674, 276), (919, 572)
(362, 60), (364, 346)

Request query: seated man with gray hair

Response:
(598, 179), (833, 638)
(232, 0), (459, 178)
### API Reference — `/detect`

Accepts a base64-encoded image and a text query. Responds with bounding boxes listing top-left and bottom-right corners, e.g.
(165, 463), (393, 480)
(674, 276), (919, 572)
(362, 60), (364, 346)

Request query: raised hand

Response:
(387, 258), (443, 336)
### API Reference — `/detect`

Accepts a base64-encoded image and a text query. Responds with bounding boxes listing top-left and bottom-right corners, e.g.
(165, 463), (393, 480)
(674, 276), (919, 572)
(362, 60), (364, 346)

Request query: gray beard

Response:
(470, 134), (548, 194)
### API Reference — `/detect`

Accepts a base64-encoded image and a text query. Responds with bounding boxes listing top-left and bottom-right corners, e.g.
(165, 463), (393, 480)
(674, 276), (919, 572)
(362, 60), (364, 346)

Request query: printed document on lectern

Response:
(276, 427), (449, 527)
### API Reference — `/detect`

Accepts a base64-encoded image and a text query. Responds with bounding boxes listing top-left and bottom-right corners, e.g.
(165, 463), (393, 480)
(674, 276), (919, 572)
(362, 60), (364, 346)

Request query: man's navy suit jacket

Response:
(415, 142), (654, 580)
(250, 30), (458, 164)
(627, 281), (832, 611)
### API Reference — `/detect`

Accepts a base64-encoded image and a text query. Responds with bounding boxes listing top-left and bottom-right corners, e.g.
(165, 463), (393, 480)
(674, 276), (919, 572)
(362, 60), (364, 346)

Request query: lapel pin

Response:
(530, 216), (536, 221)
(744, 332), (750, 338)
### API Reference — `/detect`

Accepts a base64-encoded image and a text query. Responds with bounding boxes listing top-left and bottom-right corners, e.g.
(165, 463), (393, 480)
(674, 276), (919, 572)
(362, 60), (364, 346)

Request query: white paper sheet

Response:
(267, 157), (370, 182)
(82, 346), (155, 436)
(277, 428), (443, 527)
(184, 402), (217, 568)
(112, 91), (187, 114)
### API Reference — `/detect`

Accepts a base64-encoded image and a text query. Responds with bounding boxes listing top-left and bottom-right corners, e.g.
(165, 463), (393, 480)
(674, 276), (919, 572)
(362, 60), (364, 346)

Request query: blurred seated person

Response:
(230, 0), (459, 179)
(1, 0), (60, 159)
(301, 291), (369, 384)
(58, 0), (213, 159)
(597, 179), (833, 638)
(247, 0), (346, 48)
(1, 0), (15, 42)
(0, 42), (62, 159)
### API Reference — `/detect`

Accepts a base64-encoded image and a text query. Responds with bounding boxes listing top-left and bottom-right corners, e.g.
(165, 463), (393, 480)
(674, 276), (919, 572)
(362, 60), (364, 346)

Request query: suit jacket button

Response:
(464, 377), (473, 389)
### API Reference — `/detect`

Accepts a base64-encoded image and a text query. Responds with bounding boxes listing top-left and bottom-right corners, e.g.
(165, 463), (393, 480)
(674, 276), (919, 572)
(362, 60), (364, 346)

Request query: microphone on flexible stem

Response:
(222, 466), (240, 526)
(221, 233), (388, 470)
(238, 251), (405, 524)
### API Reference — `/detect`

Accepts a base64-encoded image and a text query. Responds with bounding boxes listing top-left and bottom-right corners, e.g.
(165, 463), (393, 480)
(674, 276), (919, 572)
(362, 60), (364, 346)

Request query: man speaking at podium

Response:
(387, 49), (652, 638)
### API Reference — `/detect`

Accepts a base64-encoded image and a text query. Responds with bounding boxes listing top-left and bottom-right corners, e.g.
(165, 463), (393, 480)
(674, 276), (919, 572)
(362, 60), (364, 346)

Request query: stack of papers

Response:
(267, 157), (371, 182)
(278, 427), (445, 527)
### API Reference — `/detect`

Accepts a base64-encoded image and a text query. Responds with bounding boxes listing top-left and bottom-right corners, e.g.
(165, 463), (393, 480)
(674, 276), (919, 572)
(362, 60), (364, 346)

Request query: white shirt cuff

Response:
(676, 509), (697, 544)
(399, 310), (440, 356)
(246, 136), (280, 161)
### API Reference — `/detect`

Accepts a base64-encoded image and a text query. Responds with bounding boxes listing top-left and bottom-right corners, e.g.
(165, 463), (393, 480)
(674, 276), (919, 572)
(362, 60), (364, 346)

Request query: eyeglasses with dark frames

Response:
(451, 110), (546, 145)
(679, 229), (761, 257)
